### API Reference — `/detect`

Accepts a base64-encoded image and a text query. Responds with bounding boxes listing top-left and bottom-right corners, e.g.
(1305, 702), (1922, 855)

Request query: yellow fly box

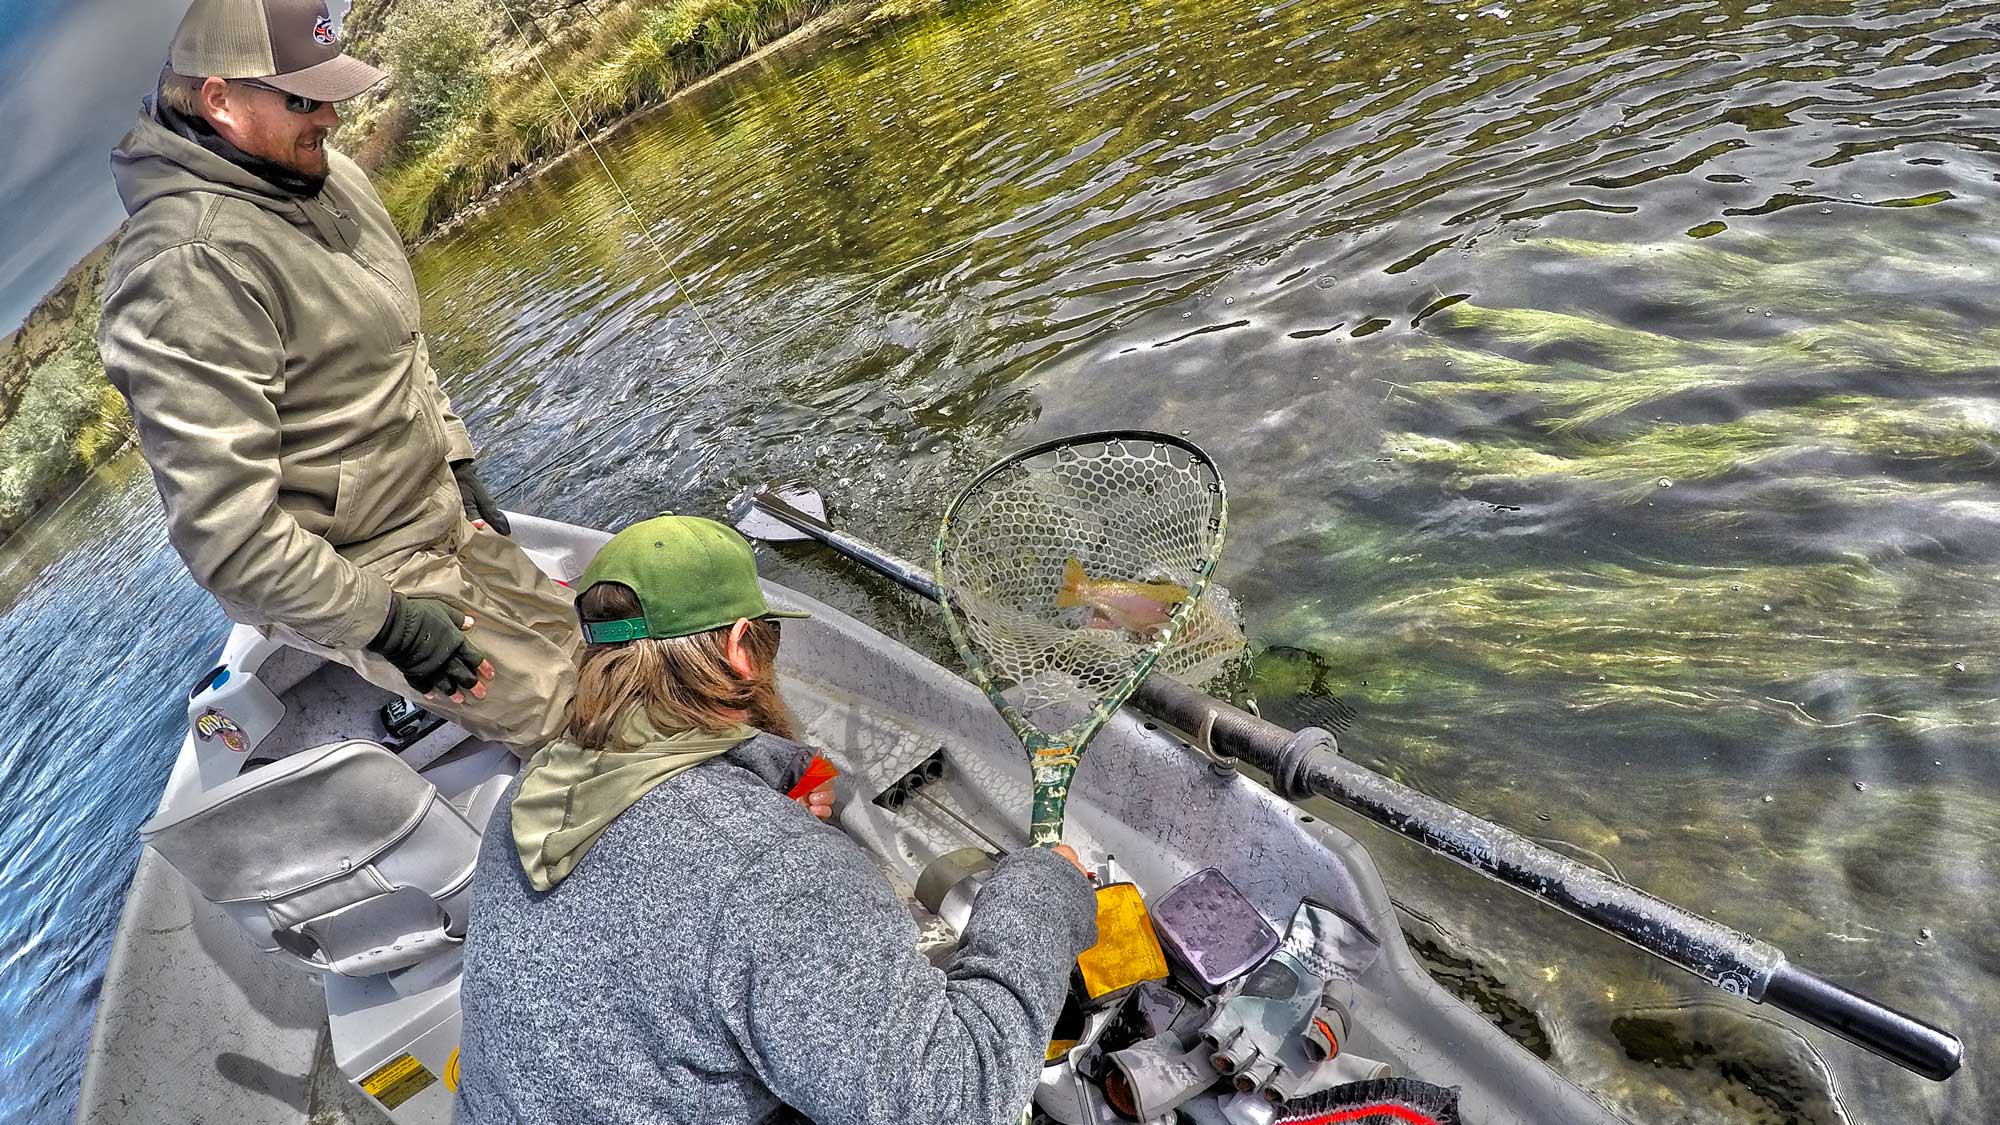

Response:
(1075, 882), (1169, 1002)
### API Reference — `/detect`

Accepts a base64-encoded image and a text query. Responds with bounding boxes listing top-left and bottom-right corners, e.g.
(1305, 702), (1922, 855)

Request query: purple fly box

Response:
(1150, 867), (1280, 992)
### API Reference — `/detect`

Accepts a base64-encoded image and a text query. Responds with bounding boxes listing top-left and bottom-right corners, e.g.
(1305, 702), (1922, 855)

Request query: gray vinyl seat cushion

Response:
(139, 739), (481, 977)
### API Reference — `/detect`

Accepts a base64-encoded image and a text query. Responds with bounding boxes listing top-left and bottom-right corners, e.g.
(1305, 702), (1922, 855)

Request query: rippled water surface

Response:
(4, 0), (1998, 1120)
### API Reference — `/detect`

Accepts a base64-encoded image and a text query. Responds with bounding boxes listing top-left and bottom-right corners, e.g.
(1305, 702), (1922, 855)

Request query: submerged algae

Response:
(1408, 309), (2000, 432)
(1390, 396), (1998, 495)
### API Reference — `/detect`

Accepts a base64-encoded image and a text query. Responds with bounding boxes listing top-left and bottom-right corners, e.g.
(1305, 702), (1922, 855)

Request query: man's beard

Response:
(284, 132), (331, 178)
(748, 675), (801, 742)
(243, 123), (332, 185)
(156, 101), (328, 198)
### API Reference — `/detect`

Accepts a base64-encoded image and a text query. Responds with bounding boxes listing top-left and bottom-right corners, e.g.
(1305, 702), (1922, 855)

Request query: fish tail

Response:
(1056, 557), (1087, 607)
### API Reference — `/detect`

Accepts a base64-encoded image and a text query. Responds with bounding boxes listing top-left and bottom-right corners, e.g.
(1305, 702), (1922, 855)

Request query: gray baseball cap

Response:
(170, 0), (386, 102)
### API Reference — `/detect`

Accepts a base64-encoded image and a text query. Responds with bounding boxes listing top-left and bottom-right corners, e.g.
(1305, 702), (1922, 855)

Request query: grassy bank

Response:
(0, 243), (133, 544)
(343, 0), (961, 239)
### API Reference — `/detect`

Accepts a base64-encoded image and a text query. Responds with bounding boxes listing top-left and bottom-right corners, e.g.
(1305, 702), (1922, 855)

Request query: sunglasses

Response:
(233, 79), (324, 116)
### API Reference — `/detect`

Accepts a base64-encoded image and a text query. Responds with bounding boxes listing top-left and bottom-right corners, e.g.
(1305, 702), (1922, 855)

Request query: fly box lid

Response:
(1150, 867), (1281, 992)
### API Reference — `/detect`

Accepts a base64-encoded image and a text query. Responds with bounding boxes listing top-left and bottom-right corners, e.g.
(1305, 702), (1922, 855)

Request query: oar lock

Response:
(1269, 727), (1338, 803)
(1189, 708), (1239, 778)
(1166, 700), (1340, 802)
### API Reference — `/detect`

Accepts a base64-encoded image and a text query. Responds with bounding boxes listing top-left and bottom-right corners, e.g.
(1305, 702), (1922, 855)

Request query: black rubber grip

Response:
(1763, 964), (1962, 1081)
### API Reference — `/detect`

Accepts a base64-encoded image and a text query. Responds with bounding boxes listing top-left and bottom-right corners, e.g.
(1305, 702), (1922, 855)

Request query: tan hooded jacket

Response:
(99, 110), (476, 650)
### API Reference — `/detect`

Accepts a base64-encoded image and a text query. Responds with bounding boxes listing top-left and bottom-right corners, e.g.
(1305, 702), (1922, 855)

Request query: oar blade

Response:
(729, 485), (829, 542)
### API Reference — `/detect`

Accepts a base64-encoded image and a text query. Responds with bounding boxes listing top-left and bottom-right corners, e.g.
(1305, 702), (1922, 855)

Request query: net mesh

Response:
(938, 435), (1241, 737)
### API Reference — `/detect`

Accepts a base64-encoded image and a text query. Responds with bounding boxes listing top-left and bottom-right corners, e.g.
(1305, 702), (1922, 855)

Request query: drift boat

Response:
(72, 509), (1630, 1124)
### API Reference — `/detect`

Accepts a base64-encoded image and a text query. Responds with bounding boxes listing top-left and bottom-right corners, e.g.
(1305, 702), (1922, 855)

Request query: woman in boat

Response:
(454, 515), (1098, 1125)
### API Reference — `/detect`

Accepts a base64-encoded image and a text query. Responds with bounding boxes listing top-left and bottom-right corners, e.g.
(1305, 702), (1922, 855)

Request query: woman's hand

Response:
(799, 776), (836, 820)
(1050, 844), (1090, 878)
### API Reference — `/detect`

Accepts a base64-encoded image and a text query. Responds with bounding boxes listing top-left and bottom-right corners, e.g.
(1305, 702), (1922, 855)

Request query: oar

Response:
(730, 484), (1963, 1083)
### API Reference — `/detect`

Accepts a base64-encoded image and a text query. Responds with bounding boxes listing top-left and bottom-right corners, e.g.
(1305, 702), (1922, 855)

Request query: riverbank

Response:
(343, 0), (960, 239)
(0, 0), (966, 549)
(0, 242), (133, 546)
(398, 0), (881, 246)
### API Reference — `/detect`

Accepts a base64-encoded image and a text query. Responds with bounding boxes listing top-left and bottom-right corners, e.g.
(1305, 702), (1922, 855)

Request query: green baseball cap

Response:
(576, 515), (808, 645)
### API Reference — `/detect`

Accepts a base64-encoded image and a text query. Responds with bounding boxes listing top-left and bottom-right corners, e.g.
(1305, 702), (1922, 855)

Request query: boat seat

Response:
(139, 739), (482, 978)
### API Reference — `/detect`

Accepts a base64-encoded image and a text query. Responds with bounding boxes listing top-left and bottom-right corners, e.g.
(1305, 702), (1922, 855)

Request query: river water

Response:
(3, 0), (1997, 1120)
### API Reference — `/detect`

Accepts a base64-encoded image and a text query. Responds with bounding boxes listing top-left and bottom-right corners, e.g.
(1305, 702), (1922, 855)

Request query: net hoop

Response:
(934, 430), (1229, 846)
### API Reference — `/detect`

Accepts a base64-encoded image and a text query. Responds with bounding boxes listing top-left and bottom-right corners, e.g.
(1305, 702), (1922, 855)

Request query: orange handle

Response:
(787, 755), (839, 800)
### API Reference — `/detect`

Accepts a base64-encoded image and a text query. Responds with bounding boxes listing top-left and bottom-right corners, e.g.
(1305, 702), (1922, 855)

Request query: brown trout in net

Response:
(1056, 558), (1189, 634)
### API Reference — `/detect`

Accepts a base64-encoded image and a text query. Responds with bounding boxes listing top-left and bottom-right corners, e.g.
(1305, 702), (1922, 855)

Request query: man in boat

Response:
(456, 515), (1098, 1124)
(97, 0), (579, 755)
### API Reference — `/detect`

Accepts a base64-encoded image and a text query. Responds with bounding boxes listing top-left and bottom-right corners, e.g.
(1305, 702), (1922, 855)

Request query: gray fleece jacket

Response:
(455, 733), (1098, 1125)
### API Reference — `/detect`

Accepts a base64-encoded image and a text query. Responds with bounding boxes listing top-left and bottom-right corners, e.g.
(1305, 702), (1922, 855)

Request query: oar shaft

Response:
(1129, 677), (1964, 1081)
(737, 489), (1964, 1081)
(1138, 680), (1786, 991)
(750, 491), (941, 599)
(1763, 963), (1964, 1082)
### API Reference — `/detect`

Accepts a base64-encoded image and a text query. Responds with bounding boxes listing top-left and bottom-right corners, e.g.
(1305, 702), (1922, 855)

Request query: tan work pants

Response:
(275, 519), (581, 757)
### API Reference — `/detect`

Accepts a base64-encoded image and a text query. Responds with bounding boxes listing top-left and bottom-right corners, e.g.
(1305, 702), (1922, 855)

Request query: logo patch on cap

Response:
(313, 14), (337, 45)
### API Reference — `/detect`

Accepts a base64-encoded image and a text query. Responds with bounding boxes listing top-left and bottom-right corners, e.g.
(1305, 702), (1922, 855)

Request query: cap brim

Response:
(765, 609), (812, 621)
(265, 54), (386, 102)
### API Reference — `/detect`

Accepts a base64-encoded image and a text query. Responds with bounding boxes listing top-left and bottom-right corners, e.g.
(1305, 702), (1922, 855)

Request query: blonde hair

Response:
(158, 71), (205, 116)
(569, 582), (798, 750)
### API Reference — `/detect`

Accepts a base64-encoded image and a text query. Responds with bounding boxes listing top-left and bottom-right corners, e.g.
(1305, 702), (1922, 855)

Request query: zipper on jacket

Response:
(320, 192), (416, 335)
(354, 255), (418, 337)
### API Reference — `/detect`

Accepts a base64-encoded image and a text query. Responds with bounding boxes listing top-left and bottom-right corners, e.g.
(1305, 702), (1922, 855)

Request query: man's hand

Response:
(450, 458), (510, 535)
(368, 593), (495, 703)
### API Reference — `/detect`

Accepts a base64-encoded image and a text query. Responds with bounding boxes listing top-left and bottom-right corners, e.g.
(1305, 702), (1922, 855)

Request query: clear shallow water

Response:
(4, 0), (1998, 1120)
